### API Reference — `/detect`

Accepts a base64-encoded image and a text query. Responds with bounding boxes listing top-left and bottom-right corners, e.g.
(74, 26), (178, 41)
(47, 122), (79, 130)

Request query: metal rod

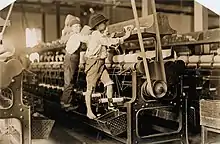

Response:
(150, 0), (167, 82)
(1, 3), (14, 35)
(0, 2), (14, 44)
(130, 0), (154, 96)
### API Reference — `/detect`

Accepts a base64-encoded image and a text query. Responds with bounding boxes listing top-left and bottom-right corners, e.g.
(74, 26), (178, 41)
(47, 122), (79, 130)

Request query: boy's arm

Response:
(66, 34), (81, 53)
(99, 25), (134, 46)
(99, 37), (123, 47)
(66, 34), (90, 54)
(78, 34), (90, 44)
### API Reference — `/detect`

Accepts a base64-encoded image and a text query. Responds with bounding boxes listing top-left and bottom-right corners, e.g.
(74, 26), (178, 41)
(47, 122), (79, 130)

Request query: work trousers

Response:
(60, 52), (79, 104)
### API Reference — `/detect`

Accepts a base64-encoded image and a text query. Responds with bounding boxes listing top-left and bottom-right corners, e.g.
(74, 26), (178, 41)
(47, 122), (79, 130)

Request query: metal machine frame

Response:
(0, 59), (31, 144)
(126, 72), (188, 144)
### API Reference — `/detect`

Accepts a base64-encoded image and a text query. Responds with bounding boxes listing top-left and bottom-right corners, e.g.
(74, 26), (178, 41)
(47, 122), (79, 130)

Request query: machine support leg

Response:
(201, 126), (207, 144)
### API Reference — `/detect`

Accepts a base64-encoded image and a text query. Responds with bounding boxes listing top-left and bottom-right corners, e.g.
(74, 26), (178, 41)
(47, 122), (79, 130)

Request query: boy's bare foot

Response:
(108, 102), (116, 111)
(60, 102), (78, 111)
(108, 106), (116, 111)
(87, 112), (96, 119)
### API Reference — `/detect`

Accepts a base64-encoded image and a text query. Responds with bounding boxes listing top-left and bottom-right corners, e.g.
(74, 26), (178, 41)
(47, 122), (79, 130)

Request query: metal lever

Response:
(131, 0), (154, 97)
(131, 0), (167, 98)
(150, 0), (166, 82)
(1, 3), (14, 35)
(0, 2), (14, 45)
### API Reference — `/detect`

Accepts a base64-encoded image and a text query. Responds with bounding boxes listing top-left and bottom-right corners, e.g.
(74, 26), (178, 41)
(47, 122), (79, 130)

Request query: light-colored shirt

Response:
(64, 25), (91, 54)
(65, 33), (89, 54)
(85, 30), (124, 59)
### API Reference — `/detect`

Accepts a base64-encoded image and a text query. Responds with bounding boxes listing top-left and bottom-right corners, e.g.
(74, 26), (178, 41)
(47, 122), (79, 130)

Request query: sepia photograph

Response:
(0, 0), (220, 143)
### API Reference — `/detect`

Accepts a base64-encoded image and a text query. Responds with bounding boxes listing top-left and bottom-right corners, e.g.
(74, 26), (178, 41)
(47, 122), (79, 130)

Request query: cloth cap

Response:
(65, 14), (80, 26)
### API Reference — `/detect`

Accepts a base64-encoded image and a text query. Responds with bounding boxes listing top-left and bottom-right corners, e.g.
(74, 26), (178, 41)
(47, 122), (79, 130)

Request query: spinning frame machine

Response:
(24, 0), (189, 143)
(1, 0), (220, 144)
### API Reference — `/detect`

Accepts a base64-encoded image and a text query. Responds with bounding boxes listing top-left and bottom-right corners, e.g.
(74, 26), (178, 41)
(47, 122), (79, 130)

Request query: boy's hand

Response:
(124, 25), (134, 32)
(110, 32), (116, 38)
(123, 25), (134, 39)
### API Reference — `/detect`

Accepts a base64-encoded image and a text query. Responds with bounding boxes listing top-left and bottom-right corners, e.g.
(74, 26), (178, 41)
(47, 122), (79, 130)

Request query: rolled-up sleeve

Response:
(65, 34), (81, 54)
(78, 34), (90, 44)
(99, 37), (124, 47)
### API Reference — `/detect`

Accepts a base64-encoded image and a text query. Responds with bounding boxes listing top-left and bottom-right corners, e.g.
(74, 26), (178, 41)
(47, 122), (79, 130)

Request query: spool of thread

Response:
(188, 55), (200, 63)
(123, 53), (139, 63)
(123, 63), (136, 71)
(99, 98), (124, 103)
(82, 92), (101, 98)
(200, 55), (213, 63)
(80, 52), (86, 65)
(113, 55), (124, 63)
(217, 48), (220, 55)
(214, 55), (220, 62)
(177, 56), (189, 63)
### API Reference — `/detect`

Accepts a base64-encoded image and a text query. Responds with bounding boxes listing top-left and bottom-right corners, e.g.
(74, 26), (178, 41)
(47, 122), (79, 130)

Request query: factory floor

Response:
(32, 124), (122, 144)
(1, 124), (220, 144)
(0, 123), (122, 144)
(31, 126), (220, 144)
(32, 124), (82, 144)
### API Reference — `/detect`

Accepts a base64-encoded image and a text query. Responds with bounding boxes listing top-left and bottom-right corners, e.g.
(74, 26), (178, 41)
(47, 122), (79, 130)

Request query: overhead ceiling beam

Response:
(2, 3), (76, 15)
(16, 1), (76, 8)
(15, 0), (194, 9)
(1, 7), (73, 15)
(2, 0), (219, 18)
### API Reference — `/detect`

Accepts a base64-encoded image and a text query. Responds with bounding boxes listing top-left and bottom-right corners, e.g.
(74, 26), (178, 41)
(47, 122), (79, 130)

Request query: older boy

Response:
(60, 15), (83, 111)
(85, 13), (133, 119)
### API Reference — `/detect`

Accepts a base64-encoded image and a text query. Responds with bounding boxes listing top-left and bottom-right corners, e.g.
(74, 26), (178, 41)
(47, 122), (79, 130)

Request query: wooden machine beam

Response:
(194, 1), (209, 54)
(56, 2), (60, 39)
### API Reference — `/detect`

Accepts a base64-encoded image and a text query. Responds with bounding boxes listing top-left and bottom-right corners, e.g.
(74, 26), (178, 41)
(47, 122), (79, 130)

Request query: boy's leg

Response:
(107, 85), (114, 109)
(61, 54), (72, 104)
(100, 69), (114, 109)
(60, 54), (79, 110)
(85, 59), (101, 119)
(85, 87), (96, 119)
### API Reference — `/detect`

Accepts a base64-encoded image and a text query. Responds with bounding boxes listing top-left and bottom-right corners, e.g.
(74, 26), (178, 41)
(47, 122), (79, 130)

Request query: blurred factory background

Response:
(0, 0), (219, 56)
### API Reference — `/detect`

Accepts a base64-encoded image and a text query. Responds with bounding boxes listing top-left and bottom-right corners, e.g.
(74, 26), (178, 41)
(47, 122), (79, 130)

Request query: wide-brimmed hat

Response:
(89, 13), (108, 30)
